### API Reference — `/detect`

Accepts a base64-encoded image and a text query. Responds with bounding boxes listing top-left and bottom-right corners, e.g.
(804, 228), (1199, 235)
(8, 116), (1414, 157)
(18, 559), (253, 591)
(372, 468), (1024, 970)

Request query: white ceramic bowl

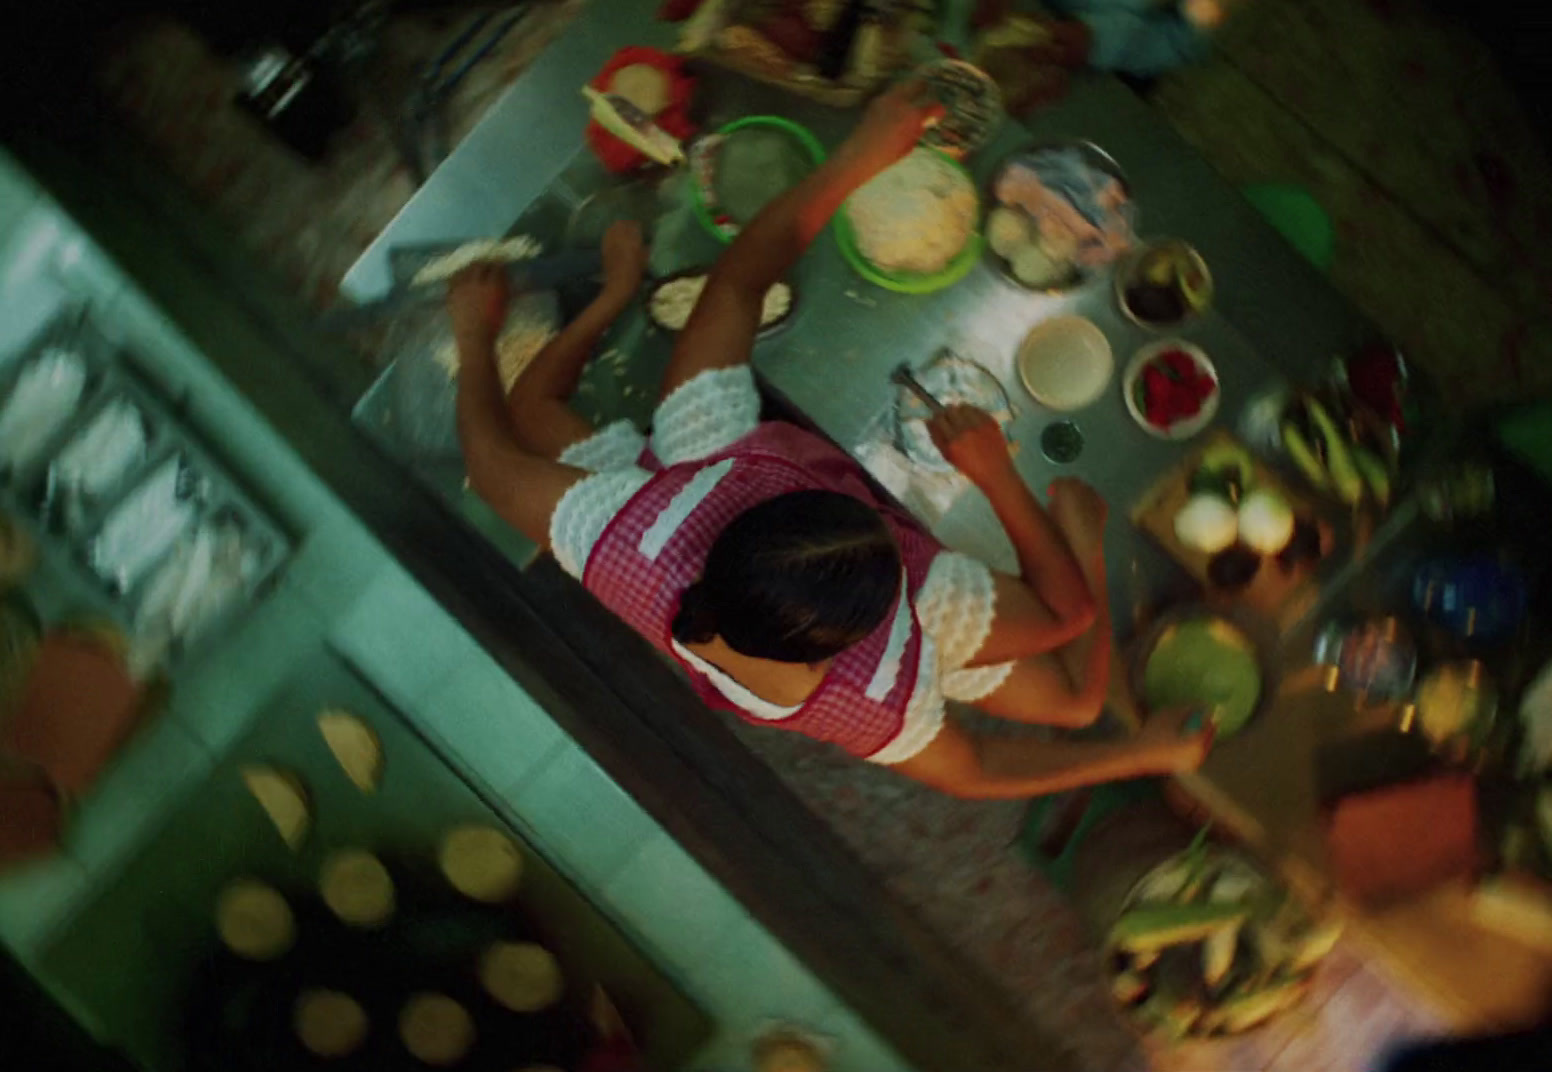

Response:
(1017, 315), (1114, 411)
(1123, 339), (1219, 441)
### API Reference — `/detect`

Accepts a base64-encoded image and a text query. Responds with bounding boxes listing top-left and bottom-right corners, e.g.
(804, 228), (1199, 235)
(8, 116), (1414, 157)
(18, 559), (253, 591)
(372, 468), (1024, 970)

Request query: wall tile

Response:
(281, 513), (397, 625)
(688, 913), (838, 1033)
(328, 568), (482, 709)
(601, 832), (746, 971)
(0, 855), (89, 964)
(62, 716), (212, 875)
(413, 647), (568, 796)
(170, 585), (328, 752)
(504, 743), (658, 889)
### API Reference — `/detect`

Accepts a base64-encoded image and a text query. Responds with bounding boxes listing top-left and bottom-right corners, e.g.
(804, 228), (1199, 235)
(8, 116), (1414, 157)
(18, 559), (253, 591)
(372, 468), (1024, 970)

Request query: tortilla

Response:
(439, 825), (524, 904)
(294, 989), (369, 1058)
(398, 993), (475, 1066)
(479, 942), (564, 1013)
(216, 879), (295, 961)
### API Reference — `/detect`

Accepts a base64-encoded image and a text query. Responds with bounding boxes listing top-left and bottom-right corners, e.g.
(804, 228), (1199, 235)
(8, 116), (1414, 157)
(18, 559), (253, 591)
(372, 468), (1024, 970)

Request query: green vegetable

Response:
(1352, 445), (1393, 508)
(1138, 992), (1205, 1040)
(1281, 421), (1332, 492)
(1307, 398), (1364, 505)
(1109, 902), (1251, 955)
(1112, 970), (1150, 1005)
(1200, 442), (1256, 479)
(1213, 979), (1308, 1033)
(1287, 918), (1344, 974)
(1191, 443), (1256, 504)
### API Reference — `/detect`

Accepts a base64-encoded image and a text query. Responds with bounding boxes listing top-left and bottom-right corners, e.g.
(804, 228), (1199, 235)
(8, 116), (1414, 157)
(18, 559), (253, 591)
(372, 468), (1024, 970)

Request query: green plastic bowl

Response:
(833, 149), (984, 295)
(690, 116), (826, 244)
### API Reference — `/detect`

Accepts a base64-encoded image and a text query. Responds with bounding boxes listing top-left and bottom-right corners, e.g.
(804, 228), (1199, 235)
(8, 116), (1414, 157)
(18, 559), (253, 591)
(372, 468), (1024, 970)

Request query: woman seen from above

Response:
(448, 81), (1211, 799)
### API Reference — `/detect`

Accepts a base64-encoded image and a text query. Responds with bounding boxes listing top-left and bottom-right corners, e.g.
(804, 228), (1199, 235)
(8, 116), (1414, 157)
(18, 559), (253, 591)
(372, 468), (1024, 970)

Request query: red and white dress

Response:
(550, 367), (1014, 764)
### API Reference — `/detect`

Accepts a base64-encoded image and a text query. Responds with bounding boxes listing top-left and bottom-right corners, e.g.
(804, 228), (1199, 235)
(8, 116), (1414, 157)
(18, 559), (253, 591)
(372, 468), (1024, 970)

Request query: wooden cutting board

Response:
(1131, 430), (1333, 623)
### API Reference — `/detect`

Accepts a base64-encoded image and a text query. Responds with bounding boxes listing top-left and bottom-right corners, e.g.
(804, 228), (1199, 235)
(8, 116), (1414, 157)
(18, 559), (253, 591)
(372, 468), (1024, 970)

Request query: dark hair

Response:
(671, 490), (901, 664)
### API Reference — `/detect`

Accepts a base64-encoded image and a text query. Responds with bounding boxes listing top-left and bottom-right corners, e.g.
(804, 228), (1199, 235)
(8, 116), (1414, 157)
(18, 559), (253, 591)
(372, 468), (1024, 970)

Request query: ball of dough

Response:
(608, 63), (671, 117)
(216, 879), (295, 961)
(294, 989), (370, 1059)
(439, 826), (524, 904)
(986, 206), (1031, 260)
(399, 993), (475, 1067)
(1011, 242), (1063, 288)
(479, 942), (564, 1013)
(320, 849), (395, 929)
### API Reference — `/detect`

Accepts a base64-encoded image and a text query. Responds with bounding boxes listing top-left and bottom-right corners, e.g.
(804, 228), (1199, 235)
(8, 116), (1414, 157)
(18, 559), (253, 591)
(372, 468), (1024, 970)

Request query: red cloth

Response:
(1326, 773), (1480, 907)
(585, 47), (696, 174)
(582, 422), (943, 759)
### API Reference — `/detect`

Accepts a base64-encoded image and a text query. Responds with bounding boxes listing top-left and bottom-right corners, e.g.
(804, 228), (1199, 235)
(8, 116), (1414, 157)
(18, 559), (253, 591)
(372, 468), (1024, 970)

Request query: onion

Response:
(1237, 489), (1295, 556)
(1173, 494), (1238, 555)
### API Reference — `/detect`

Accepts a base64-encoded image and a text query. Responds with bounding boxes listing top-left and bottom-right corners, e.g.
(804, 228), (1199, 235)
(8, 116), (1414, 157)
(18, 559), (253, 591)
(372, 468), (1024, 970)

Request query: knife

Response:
(890, 363), (947, 415)
(320, 249), (603, 331)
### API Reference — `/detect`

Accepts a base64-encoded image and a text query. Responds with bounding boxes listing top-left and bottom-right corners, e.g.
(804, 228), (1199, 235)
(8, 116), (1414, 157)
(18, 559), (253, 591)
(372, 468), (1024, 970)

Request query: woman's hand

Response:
(841, 80), (946, 177)
(600, 220), (647, 304)
(1136, 705), (1216, 773)
(448, 264), (508, 348)
(928, 404), (1015, 488)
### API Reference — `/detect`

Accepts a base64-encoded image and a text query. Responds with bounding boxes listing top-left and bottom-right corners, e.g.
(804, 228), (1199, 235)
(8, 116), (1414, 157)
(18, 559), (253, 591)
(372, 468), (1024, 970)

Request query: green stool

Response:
(1498, 404), (1552, 488)
(1020, 778), (1162, 891)
(1241, 182), (1335, 272)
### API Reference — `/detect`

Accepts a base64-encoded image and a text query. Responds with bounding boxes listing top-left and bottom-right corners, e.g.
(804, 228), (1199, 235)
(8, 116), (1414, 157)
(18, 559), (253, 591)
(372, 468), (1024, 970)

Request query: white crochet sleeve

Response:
(867, 634), (948, 765)
(916, 551), (1015, 704)
(548, 468), (652, 580)
(557, 419), (647, 472)
(650, 366), (762, 466)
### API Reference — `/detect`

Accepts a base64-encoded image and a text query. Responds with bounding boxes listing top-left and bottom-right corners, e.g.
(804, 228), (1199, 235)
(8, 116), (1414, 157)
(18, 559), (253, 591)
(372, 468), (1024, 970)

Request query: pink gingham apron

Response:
(581, 422), (942, 759)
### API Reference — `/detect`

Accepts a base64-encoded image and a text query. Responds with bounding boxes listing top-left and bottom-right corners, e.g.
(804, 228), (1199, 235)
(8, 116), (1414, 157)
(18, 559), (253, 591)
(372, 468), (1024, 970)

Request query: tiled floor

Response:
(76, 1), (1551, 1070)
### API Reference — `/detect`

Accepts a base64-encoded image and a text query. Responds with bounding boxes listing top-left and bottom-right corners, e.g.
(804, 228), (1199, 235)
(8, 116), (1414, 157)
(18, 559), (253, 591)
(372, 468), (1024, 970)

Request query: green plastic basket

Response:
(833, 149), (984, 295)
(690, 116), (826, 244)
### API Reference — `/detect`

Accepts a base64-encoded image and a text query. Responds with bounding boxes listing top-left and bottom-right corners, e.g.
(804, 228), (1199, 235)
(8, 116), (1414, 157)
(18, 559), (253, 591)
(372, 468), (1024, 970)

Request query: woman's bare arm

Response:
(928, 407), (1096, 659)
(451, 265), (587, 547)
(889, 711), (1207, 800)
(504, 221), (647, 460)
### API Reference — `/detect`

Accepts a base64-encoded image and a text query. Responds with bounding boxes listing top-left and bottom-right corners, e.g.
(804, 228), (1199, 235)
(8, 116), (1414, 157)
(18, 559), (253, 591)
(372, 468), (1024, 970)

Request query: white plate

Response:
(1016, 315), (1114, 411)
(1122, 339), (1219, 441)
